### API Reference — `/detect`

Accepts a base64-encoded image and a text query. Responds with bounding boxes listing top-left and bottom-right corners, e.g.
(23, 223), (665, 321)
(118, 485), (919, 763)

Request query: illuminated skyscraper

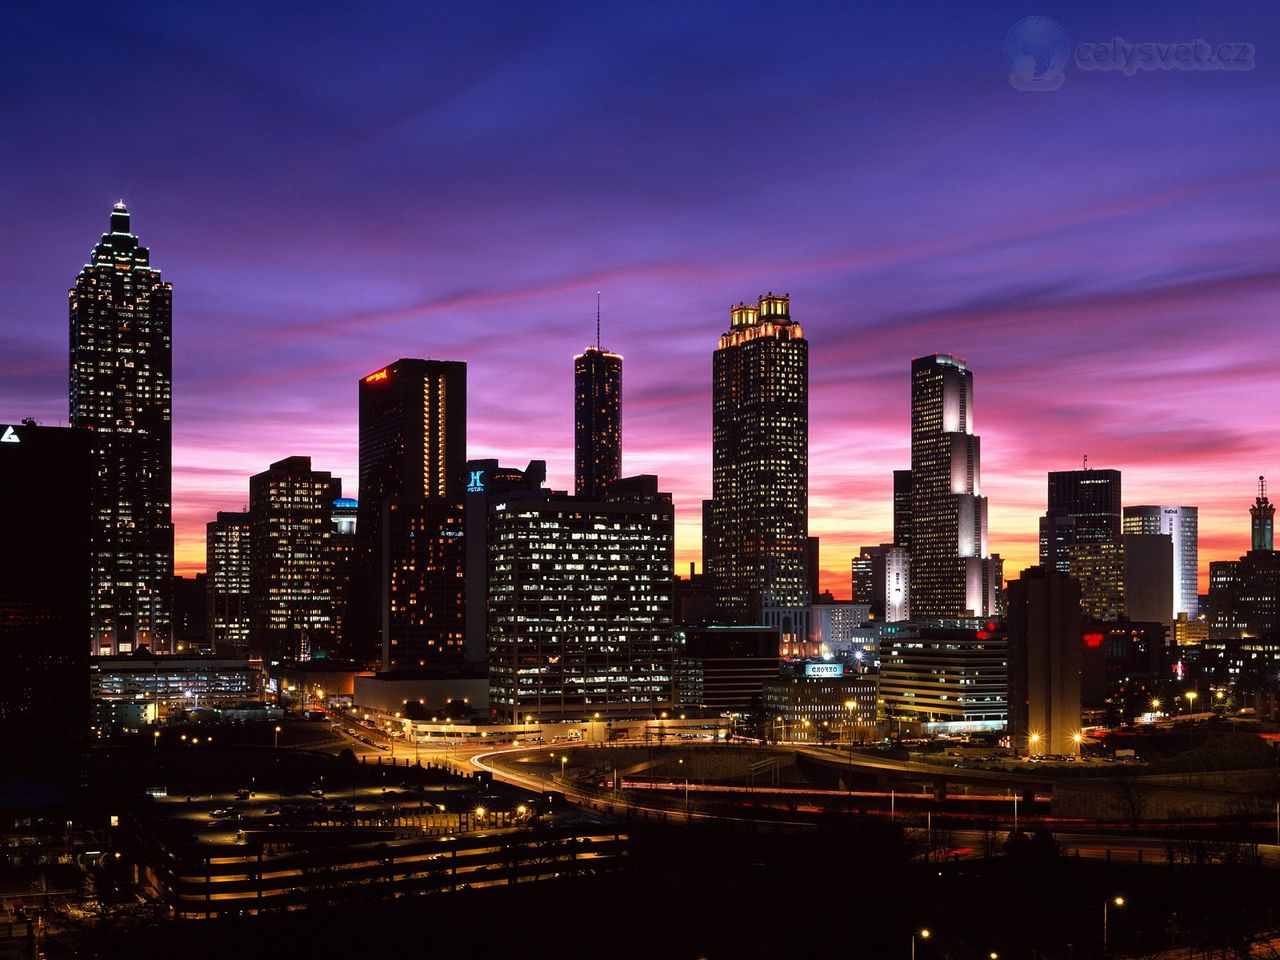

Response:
(893, 469), (913, 552)
(1039, 469), (1122, 574)
(249, 457), (340, 662)
(357, 359), (467, 669)
(574, 310), (622, 499)
(1123, 505), (1198, 618)
(206, 511), (250, 656)
(908, 355), (999, 618)
(706, 293), (808, 642)
(69, 202), (173, 654)
(1252, 476), (1274, 552)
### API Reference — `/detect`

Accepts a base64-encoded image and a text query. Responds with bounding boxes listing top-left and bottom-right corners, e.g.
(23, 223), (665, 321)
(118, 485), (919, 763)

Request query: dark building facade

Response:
(674, 625), (779, 714)
(0, 421), (91, 785)
(706, 293), (808, 640)
(487, 476), (675, 722)
(248, 457), (341, 662)
(893, 468), (913, 552)
(206, 511), (250, 656)
(1007, 567), (1083, 756)
(172, 574), (208, 654)
(69, 202), (173, 655)
(573, 345), (622, 499)
(357, 359), (467, 668)
(1039, 468), (1122, 575)
(908, 355), (999, 618)
(1252, 476), (1274, 552)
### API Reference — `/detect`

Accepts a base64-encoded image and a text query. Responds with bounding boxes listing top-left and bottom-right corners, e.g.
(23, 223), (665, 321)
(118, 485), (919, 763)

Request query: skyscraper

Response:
(574, 308), (622, 499)
(1039, 469), (1122, 574)
(248, 457), (341, 662)
(1123, 505), (1199, 618)
(357, 359), (467, 669)
(1252, 476), (1274, 552)
(908, 355), (998, 618)
(707, 293), (808, 642)
(206, 511), (250, 656)
(69, 202), (173, 655)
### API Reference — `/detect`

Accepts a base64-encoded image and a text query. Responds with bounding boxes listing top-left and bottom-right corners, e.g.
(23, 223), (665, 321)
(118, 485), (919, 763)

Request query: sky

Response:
(2, 1), (1277, 596)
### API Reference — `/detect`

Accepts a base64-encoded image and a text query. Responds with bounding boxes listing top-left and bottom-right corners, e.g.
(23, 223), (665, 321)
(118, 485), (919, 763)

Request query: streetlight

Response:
(912, 928), (930, 960)
(1072, 731), (1083, 756)
(1185, 690), (1198, 714)
(1028, 732), (1041, 757)
(1103, 896), (1124, 958)
(1150, 698), (1161, 713)
(152, 729), (160, 749)
(273, 725), (282, 749)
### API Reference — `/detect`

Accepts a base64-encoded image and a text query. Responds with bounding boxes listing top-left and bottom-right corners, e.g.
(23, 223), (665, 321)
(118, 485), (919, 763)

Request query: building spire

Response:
(595, 291), (601, 350)
(1251, 474), (1274, 552)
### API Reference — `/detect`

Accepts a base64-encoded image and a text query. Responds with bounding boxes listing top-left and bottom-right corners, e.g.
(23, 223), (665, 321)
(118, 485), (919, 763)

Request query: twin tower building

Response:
(70, 204), (1000, 723)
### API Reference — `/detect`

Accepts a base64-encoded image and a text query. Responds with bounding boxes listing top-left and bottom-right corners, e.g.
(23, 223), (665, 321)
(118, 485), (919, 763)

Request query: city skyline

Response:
(2, 4), (1277, 595)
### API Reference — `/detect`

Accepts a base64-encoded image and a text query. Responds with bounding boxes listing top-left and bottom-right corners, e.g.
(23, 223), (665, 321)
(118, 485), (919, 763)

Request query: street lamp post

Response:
(1103, 896), (1124, 958)
(273, 725), (281, 749)
(911, 928), (930, 960)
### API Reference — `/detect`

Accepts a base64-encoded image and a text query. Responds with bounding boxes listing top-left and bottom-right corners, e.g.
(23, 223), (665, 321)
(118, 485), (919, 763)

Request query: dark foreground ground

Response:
(50, 819), (1279, 960)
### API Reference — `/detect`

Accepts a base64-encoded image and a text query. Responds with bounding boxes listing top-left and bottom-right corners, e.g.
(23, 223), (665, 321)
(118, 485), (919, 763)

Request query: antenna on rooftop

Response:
(1083, 453), (1088, 471)
(596, 291), (601, 350)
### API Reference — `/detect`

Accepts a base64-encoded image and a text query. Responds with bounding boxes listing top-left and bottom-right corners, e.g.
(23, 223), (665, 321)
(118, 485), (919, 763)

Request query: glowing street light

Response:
(1028, 732), (1041, 757)
(274, 725), (282, 749)
(912, 928), (931, 960)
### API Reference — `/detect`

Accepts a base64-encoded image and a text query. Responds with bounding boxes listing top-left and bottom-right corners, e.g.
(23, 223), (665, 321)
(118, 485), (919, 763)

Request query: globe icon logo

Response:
(1005, 16), (1070, 91)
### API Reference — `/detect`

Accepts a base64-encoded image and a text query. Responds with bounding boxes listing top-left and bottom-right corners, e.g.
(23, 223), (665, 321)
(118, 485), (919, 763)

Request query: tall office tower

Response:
(1007, 567), (1083, 756)
(1123, 505), (1199, 618)
(1039, 469), (1122, 574)
(707, 293), (809, 642)
(573, 311), (622, 498)
(356, 359), (467, 668)
(908, 355), (998, 618)
(248, 457), (341, 663)
(1252, 476), (1274, 552)
(893, 469), (913, 551)
(0, 421), (92, 786)
(206, 511), (251, 656)
(487, 476), (675, 722)
(879, 623), (1008, 730)
(463, 458), (547, 663)
(328, 498), (358, 655)
(806, 536), (821, 604)
(69, 202), (173, 655)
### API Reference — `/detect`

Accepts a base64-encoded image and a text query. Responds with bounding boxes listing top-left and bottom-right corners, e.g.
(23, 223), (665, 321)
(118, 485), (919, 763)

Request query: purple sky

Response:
(2, 2), (1277, 594)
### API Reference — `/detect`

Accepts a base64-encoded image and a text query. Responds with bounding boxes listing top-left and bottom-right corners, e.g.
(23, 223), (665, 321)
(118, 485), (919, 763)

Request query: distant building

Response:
(69, 202), (173, 655)
(810, 602), (871, 658)
(91, 655), (262, 733)
(574, 337), (622, 500)
(249, 457), (341, 662)
(487, 476), (675, 722)
(206, 511), (250, 656)
(1079, 621), (1169, 710)
(328, 498), (358, 654)
(1122, 533), (1174, 625)
(908, 355), (999, 618)
(1124, 505), (1199, 619)
(673, 565), (715, 626)
(1252, 476), (1274, 551)
(1172, 612), (1208, 647)
(893, 468), (913, 552)
(1007, 567), (1082, 756)
(706, 293), (809, 646)
(879, 621), (1007, 732)
(674, 625), (780, 714)
(172, 574), (207, 654)
(1039, 469), (1122, 575)
(0, 421), (91, 786)
(464, 459), (547, 663)
(762, 664), (878, 740)
(1069, 541), (1125, 621)
(852, 544), (910, 622)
